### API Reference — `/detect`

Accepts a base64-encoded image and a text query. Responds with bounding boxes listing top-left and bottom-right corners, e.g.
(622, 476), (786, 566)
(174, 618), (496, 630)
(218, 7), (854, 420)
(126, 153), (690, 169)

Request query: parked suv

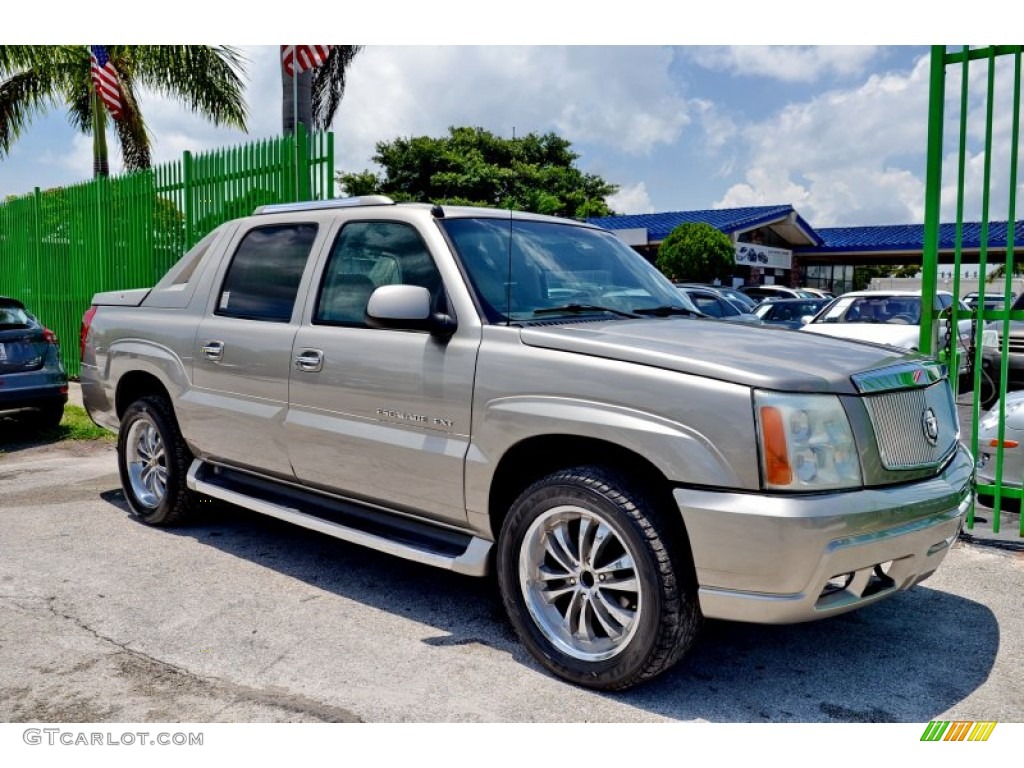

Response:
(81, 197), (971, 690)
(0, 296), (67, 429)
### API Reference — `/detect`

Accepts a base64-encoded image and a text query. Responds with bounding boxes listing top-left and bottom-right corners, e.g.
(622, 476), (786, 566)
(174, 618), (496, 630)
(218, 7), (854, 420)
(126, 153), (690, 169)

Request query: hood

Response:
(519, 317), (915, 394)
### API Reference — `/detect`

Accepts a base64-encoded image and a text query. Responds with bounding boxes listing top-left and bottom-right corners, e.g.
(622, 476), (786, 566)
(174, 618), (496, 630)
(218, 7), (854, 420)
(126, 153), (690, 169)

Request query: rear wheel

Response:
(30, 401), (65, 431)
(497, 466), (701, 690)
(117, 395), (196, 526)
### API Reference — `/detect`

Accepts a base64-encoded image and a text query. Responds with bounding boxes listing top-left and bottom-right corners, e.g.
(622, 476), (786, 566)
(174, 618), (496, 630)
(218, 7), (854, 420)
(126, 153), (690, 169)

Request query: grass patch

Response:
(0, 404), (113, 450)
(57, 405), (115, 441)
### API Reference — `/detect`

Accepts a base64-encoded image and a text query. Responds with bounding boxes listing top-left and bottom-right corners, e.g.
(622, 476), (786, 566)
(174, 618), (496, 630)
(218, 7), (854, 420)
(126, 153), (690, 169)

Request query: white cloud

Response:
(328, 46), (693, 173)
(687, 46), (881, 83)
(607, 182), (654, 214)
(714, 54), (933, 225)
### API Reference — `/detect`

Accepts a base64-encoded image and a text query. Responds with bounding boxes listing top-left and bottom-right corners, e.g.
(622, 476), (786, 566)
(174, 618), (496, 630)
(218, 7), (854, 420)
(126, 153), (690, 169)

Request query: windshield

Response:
(441, 217), (698, 323)
(815, 295), (924, 325)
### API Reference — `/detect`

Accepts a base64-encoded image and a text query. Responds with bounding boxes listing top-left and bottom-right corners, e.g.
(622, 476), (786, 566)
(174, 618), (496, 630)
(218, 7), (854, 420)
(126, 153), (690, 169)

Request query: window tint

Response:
(216, 224), (318, 322)
(315, 221), (443, 326)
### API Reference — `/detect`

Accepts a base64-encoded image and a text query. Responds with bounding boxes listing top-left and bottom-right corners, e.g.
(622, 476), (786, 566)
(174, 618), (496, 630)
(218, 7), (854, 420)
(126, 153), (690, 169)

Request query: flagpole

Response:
(293, 47), (300, 201)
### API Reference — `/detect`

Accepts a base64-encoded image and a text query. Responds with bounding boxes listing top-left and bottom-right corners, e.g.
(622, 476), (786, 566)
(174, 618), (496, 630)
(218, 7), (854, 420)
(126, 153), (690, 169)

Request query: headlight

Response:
(981, 329), (999, 348)
(754, 391), (862, 491)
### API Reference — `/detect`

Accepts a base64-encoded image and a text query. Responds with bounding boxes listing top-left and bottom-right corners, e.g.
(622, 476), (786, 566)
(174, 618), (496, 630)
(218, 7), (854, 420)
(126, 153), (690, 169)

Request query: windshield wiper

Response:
(533, 304), (641, 319)
(632, 305), (703, 317)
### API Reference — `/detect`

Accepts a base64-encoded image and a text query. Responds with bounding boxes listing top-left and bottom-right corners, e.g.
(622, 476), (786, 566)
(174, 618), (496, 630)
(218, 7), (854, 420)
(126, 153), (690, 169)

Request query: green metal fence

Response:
(920, 45), (1022, 536)
(0, 125), (334, 377)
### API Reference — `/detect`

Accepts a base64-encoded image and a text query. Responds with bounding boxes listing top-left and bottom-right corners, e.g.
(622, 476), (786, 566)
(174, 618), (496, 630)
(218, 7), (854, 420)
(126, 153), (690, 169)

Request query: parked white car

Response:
(976, 390), (1024, 512)
(800, 290), (973, 372)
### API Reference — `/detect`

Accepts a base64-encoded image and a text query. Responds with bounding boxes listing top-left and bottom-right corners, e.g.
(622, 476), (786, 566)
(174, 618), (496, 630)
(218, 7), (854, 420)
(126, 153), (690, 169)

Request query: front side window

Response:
(216, 224), (318, 322)
(315, 221), (444, 327)
(441, 217), (695, 323)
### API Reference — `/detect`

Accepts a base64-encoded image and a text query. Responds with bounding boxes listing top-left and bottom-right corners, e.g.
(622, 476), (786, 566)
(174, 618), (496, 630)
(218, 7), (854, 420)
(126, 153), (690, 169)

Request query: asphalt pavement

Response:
(0, 388), (1021, 722)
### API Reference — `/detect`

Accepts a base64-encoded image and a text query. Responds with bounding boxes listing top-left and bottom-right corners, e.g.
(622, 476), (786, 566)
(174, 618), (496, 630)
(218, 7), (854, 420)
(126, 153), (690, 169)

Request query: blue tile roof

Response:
(588, 205), (821, 245)
(807, 221), (1024, 253)
(589, 206), (1023, 255)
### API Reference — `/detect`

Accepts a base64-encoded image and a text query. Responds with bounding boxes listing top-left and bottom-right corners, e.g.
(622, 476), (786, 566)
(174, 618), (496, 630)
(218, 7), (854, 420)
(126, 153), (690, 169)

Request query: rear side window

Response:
(216, 224), (318, 322)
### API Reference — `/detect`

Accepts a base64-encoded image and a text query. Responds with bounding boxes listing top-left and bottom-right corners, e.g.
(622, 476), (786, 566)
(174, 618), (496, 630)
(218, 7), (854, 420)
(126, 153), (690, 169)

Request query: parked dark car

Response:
(675, 282), (758, 312)
(752, 298), (829, 329)
(0, 297), (68, 429)
(675, 286), (761, 324)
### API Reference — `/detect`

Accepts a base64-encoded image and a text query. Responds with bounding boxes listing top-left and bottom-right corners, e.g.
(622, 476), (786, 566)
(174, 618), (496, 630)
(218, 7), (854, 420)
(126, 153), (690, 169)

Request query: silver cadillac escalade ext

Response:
(81, 197), (972, 690)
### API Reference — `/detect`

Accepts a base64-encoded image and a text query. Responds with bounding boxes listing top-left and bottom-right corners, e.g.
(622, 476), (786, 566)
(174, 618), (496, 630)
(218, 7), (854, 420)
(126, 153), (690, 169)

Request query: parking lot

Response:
(1, 391), (1022, 724)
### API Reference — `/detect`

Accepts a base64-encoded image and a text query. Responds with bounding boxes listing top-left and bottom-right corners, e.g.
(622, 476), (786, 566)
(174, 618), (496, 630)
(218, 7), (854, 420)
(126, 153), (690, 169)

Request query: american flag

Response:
(89, 46), (123, 120)
(281, 45), (333, 76)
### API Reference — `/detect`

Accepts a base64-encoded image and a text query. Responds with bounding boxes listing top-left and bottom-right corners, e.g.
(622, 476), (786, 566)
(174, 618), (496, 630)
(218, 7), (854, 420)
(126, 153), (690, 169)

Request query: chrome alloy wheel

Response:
(519, 505), (643, 661)
(124, 416), (168, 509)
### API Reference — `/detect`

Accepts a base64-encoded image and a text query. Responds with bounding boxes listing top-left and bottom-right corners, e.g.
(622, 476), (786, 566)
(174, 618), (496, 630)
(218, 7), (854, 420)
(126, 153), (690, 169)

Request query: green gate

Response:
(0, 125), (334, 377)
(920, 45), (1022, 536)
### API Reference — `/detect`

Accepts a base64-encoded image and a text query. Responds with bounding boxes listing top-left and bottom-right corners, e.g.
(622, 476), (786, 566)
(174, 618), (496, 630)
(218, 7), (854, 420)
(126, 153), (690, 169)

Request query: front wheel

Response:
(117, 395), (196, 526)
(497, 467), (701, 690)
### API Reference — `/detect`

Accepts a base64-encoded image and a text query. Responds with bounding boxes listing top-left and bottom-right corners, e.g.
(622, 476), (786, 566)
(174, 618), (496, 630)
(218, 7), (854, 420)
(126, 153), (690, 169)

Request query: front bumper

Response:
(675, 443), (973, 624)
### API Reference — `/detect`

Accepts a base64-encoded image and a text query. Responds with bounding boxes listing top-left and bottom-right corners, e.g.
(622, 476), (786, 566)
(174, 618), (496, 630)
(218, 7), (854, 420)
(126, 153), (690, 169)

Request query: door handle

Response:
(295, 349), (324, 372)
(201, 341), (224, 361)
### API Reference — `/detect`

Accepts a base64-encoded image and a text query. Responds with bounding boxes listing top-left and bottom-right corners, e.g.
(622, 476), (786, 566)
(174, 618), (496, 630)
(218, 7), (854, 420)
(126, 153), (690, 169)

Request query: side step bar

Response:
(186, 460), (491, 576)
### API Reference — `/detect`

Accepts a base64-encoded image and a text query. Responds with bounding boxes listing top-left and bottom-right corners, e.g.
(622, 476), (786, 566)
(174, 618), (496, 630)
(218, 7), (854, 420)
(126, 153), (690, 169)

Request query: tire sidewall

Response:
(117, 397), (185, 525)
(497, 472), (667, 689)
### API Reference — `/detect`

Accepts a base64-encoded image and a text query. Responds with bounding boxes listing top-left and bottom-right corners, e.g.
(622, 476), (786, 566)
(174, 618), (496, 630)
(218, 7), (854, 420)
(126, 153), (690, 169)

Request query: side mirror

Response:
(800, 315), (814, 326)
(366, 285), (457, 337)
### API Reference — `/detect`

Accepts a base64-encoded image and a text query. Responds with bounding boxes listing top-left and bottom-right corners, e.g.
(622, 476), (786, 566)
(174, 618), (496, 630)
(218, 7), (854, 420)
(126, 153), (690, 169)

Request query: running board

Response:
(186, 460), (491, 576)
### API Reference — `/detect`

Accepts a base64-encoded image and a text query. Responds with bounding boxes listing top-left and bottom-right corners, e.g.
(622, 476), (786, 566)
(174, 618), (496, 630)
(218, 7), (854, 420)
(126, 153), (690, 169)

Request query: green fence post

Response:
(920, 45), (946, 358)
(183, 150), (193, 249)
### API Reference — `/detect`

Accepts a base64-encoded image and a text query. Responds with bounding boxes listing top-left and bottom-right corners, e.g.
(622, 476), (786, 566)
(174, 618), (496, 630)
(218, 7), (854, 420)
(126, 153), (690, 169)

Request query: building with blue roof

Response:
(587, 206), (1022, 294)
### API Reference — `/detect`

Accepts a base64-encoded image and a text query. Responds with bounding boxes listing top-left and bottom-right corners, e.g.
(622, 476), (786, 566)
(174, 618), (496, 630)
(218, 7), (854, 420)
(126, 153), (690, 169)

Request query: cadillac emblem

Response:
(922, 406), (939, 446)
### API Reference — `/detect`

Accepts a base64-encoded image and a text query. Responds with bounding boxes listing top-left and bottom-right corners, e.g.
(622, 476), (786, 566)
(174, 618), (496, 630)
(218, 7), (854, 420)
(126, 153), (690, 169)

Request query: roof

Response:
(806, 220), (1024, 254)
(589, 204), (1023, 260)
(588, 205), (822, 246)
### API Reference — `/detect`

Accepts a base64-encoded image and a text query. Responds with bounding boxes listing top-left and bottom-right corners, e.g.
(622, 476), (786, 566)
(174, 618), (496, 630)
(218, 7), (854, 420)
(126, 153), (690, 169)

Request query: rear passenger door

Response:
(184, 221), (322, 478)
(285, 219), (480, 525)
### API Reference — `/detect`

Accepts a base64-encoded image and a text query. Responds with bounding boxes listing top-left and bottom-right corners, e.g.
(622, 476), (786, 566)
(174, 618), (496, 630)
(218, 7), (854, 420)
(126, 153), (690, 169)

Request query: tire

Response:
(30, 402), (65, 431)
(117, 395), (196, 526)
(975, 493), (1021, 514)
(497, 466), (701, 690)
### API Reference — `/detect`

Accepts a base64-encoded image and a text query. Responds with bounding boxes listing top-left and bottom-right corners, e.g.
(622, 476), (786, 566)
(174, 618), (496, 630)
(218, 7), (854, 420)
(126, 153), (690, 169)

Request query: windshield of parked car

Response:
(441, 217), (699, 323)
(0, 301), (31, 329)
(815, 295), (924, 325)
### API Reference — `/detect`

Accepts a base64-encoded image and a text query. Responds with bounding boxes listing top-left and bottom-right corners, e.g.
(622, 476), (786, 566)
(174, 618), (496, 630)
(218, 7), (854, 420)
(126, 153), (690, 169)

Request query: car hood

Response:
(519, 317), (913, 394)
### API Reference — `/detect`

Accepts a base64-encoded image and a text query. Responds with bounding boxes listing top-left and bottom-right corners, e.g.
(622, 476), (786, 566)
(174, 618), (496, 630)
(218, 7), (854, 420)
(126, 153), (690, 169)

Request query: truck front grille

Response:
(997, 334), (1024, 355)
(863, 382), (959, 470)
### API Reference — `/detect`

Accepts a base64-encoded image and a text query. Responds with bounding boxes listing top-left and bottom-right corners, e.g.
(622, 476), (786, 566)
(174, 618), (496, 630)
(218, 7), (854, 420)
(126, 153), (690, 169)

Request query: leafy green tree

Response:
(0, 45), (247, 177)
(337, 126), (617, 218)
(280, 45), (363, 136)
(655, 222), (735, 283)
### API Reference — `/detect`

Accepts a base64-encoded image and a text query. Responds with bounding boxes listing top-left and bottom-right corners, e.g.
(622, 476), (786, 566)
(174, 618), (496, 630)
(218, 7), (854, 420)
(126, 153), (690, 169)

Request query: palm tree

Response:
(280, 46), (362, 136)
(0, 45), (247, 177)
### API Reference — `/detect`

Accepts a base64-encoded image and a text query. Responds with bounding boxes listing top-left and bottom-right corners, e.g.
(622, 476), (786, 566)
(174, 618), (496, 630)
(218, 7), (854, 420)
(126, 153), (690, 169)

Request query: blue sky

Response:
(3, 5), (1018, 230)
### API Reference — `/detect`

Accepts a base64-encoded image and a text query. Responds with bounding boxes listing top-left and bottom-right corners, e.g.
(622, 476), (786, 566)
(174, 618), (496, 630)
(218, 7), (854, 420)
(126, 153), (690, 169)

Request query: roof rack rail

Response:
(253, 196), (395, 215)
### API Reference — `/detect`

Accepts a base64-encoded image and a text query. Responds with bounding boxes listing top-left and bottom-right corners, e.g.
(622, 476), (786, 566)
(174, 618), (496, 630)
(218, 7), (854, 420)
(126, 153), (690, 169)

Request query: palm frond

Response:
(0, 69), (62, 155)
(123, 45), (248, 130)
(312, 45), (362, 130)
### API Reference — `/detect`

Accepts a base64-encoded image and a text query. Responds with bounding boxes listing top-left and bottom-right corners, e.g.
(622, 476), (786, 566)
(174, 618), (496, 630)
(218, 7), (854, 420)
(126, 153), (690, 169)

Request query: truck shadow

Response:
(99, 490), (1001, 723)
